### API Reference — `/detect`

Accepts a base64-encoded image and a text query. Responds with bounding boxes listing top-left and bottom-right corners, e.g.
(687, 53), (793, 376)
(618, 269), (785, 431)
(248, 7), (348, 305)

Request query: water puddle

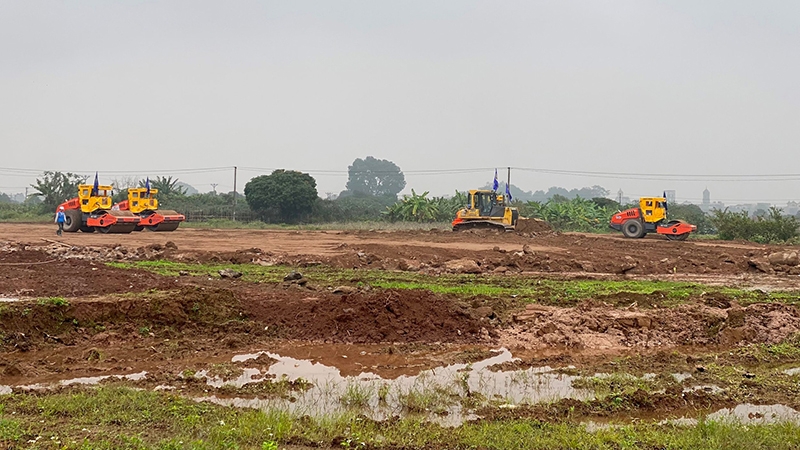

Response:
(197, 348), (592, 425)
(672, 372), (693, 383)
(683, 384), (725, 394)
(8, 371), (148, 392)
(708, 404), (800, 424)
(783, 367), (800, 376)
(60, 371), (147, 386)
(665, 404), (800, 427)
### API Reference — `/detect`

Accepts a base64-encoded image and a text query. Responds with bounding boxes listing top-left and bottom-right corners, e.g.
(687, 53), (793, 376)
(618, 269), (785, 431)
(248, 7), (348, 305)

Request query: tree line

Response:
(2, 157), (798, 243)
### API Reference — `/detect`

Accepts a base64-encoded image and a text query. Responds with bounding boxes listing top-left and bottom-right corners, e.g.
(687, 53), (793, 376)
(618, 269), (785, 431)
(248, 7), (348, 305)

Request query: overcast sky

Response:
(1, 1), (798, 204)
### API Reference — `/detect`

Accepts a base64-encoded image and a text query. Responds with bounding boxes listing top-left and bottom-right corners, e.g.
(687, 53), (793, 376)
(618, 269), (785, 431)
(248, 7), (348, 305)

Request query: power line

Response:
(3, 164), (800, 182)
(513, 167), (800, 182)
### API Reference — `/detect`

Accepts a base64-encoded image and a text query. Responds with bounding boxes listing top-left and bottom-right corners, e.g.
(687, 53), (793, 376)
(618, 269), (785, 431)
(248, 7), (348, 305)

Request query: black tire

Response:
(98, 226), (112, 234)
(622, 219), (644, 239)
(62, 210), (82, 232)
(79, 225), (95, 233)
(666, 233), (689, 241)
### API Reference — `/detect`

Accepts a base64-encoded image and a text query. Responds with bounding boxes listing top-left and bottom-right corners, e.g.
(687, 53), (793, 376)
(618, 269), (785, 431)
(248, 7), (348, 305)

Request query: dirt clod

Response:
(218, 268), (242, 279)
(444, 258), (481, 274)
(284, 271), (303, 281)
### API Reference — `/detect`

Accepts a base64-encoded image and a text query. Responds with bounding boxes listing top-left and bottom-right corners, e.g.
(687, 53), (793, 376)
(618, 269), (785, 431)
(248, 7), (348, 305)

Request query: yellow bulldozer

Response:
(113, 187), (185, 232)
(451, 190), (520, 231)
(58, 184), (140, 233)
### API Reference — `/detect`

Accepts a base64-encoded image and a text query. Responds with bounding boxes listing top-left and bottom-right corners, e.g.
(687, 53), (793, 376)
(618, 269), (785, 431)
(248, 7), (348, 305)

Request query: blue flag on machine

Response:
(92, 172), (99, 196)
(506, 182), (513, 202)
(663, 191), (668, 211)
(492, 169), (499, 191)
(145, 177), (151, 197)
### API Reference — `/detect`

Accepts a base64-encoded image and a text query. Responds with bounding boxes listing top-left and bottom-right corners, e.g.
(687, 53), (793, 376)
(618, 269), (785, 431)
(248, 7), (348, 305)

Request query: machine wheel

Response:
(664, 220), (690, 241)
(621, 219), (645, 238)
(666, 233), (689, 241)
(79, 225), (95, 233)
(147, 223), (180, 232)
(62, 210), (82, 232)
(98, 226), (112, 234)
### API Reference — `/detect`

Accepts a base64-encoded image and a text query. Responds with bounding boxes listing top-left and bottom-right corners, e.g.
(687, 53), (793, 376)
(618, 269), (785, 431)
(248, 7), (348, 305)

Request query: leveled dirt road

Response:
(0, 223), (793, 280)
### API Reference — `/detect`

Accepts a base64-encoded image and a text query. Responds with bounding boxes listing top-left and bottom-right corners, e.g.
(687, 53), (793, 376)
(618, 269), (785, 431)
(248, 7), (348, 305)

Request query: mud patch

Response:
(501, 302), (800, 351)
(244, 289), (492, 344)
(0, 248), (176, 298)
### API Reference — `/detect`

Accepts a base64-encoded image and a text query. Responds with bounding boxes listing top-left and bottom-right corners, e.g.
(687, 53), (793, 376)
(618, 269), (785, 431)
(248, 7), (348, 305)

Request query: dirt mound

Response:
(0, 287), (244, 350)
(514, 218), (552, 234)
(500, 301), (800, 351)
(246, 289), (490, 344)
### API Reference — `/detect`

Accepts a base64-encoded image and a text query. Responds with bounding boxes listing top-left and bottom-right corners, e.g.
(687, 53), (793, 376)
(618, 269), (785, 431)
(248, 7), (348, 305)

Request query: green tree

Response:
(711, 207), (798, 243)
(667, 203), (714, 234)
(244, 170), (318, 223)
(333, 192), (398, 222)
(30, 171), (87, 210)
(345, 156), (406, 198)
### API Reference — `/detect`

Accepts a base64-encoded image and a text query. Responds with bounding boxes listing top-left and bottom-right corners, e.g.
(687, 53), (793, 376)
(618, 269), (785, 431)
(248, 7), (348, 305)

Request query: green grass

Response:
(109, 260), (800, 307)
(571, 373), (670, 398)
(36, 296), (70, 307)
(1, 386), (800, 449)
(339, 382), (373, 409)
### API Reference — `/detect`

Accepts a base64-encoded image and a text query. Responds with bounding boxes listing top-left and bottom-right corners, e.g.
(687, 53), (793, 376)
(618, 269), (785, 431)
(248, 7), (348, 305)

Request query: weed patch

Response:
(112, 260), (800, 308)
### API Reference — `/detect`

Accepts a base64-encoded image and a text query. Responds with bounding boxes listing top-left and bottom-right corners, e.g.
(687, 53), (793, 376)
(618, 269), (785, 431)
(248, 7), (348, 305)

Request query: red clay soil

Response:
(3, 223), (796, 279)
(241, 287), (489, 344)
(0, 249), (176, 298)
(500, 300), (800, 351)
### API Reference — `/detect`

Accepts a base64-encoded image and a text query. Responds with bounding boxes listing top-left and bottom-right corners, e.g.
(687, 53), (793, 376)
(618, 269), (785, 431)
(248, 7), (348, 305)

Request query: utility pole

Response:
(507, 167), (511, 190)
(210, 183), (218, 195)
(618, 189), (623, 205)
(232, 166), (237, 221)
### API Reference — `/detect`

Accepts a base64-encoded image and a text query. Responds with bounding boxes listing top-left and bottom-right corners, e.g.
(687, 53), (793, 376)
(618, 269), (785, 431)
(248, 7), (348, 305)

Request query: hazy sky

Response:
(2, 1), (799, 204)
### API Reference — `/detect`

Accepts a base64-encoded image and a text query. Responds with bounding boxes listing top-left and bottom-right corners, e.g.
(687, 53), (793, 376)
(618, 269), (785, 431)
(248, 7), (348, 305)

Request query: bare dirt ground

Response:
(1, 223), (799, 397)
(3, 223), (798, 279)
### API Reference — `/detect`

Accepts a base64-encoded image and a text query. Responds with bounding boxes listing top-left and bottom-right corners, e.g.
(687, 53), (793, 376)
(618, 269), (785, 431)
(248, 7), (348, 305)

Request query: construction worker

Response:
(55, 206), (66, 236)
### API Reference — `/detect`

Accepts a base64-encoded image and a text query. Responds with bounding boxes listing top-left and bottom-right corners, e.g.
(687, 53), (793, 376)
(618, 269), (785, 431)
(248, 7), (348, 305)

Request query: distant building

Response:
(616, 189), (631, 206)
(664, 190), (676, 204)
(699, 188), (724, 212)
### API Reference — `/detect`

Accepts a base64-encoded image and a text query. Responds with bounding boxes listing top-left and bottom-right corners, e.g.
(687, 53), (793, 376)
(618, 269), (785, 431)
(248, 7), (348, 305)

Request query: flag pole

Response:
(507, 167), (511, 203)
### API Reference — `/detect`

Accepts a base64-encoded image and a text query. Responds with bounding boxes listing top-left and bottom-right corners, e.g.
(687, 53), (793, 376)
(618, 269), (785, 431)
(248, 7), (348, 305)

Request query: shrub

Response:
(710, 207), (799, 243)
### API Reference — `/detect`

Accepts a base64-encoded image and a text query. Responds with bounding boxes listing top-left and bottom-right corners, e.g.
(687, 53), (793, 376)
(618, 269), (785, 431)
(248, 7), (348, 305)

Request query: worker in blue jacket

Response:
(55, 206), (66, 236)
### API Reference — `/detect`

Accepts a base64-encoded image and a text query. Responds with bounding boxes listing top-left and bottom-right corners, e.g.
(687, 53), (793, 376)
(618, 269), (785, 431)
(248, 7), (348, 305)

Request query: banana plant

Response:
(383, 189), (441, 222)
